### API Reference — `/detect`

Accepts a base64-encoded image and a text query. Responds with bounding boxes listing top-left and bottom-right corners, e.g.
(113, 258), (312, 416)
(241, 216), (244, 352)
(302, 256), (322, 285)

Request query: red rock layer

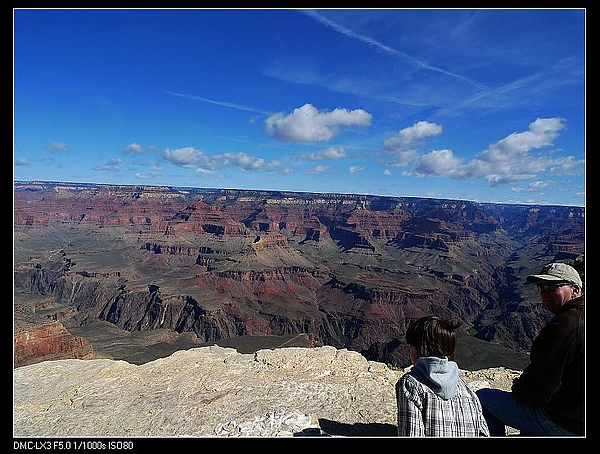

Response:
(14, 322), (94, 368)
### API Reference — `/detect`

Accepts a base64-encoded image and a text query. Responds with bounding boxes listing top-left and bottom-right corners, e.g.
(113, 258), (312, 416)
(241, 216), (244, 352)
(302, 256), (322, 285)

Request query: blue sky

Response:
(14, 8), (585, 206)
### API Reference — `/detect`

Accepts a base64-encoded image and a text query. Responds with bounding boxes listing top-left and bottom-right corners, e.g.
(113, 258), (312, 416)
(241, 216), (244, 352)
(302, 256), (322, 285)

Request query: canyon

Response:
(13, 181), (585, 371)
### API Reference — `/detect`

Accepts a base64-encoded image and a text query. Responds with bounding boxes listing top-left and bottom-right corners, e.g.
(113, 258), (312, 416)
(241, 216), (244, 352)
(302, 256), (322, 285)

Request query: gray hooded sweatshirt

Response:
(408, 356), (459, 400)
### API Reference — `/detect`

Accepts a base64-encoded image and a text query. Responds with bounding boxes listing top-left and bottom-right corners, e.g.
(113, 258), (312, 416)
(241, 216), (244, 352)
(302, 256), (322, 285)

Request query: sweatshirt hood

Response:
(409, 356), (459, 399)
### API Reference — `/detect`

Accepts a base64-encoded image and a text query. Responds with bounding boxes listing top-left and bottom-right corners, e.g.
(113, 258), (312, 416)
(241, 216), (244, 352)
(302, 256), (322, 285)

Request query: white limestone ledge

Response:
(13, 345), (520, 438)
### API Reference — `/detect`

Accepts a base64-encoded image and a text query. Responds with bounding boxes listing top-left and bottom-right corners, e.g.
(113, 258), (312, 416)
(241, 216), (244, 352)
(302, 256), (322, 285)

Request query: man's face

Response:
(537, 282), (576, 313)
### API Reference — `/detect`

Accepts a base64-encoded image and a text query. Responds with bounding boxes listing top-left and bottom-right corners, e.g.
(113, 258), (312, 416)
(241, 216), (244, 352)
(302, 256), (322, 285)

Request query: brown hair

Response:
(405, 315), (461, 360)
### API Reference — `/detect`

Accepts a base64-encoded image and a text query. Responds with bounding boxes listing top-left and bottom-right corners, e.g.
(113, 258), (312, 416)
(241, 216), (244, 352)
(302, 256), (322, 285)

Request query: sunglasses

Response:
(537, 282), (571, 293)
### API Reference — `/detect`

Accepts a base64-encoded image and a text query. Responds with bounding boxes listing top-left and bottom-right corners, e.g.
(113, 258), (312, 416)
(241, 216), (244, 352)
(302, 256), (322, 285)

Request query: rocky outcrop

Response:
(13, 345), (520, 438)
(13, 322), (93, 368)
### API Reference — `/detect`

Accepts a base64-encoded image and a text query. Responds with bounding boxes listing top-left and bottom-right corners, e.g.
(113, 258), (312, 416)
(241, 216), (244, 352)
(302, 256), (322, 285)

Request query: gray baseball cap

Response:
(526, 262), (582, 287)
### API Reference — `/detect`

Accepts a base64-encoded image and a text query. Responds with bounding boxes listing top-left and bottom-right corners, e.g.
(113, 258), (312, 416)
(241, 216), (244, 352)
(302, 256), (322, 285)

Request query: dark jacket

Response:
(511, 295), (585, 435)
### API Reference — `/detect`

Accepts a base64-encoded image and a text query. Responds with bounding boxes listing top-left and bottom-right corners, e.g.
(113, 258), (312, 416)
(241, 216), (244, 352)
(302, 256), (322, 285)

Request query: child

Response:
(396, 315), (490, 437)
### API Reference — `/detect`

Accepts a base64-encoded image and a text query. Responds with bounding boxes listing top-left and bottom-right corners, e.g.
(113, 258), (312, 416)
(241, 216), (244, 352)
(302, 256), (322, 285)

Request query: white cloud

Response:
(125, 143), (143, 153)
(164, 147), (205, 168)
(384, 121), (442, 152)
(216, 152), (280, 172)
(547, 155), (583, 176)
(349, 165), (366, 175)
(385, 117), (582, 188)
(163, 147), (280, 173)
(308, 165), (331, 175)
(511, 180), (554, 193)
(296, 146), (347, 161)
(477, 117), (565, 162)
(412, 149), (463, 176)
(93, 158), (122, 172)
(457, 117), (569, 185)
(264, 103), (372, 142)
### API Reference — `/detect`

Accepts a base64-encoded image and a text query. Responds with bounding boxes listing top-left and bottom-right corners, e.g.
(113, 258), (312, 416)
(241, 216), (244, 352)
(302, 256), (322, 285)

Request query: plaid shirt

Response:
(396, 373), (490, 437)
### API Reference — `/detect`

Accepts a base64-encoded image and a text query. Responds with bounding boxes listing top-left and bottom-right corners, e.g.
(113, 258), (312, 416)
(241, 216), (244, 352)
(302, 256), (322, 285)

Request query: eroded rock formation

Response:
(14, 322), (93, 368)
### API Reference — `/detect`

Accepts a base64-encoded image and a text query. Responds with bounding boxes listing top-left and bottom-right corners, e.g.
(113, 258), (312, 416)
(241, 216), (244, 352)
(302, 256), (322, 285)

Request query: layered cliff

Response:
(13, 322), (93, 368)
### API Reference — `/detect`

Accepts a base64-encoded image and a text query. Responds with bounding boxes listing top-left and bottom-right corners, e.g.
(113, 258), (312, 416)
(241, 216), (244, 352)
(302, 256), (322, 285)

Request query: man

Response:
(476, 262), (584, 436)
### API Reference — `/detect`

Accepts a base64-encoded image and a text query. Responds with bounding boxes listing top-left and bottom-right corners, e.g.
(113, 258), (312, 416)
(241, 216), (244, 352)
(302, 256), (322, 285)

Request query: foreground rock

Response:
(13, 345), (519, 437)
